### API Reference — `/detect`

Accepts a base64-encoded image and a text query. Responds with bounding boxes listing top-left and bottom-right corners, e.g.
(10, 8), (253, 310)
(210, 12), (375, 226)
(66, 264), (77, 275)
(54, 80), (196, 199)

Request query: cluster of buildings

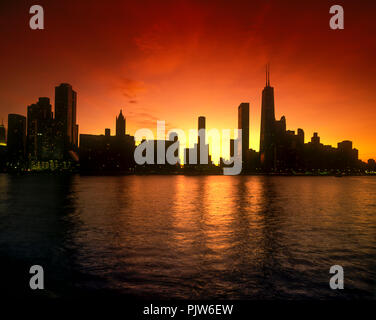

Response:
(235, 68), (368, 174)
(0, 83), (79, 172)
(79, 113), (218, 174)
(0, 75), (375, 174)
(79, 110), (135, 173)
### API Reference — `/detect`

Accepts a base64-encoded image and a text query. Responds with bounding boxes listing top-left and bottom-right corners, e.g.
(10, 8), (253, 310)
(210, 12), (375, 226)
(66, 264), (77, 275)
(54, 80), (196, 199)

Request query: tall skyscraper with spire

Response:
(260, 64), (276, 171)
(116, 109), (126, 136)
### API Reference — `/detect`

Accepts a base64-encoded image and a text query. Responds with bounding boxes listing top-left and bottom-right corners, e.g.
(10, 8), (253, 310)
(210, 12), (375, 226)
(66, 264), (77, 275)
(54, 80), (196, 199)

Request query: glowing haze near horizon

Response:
(0, 0), (375, 162)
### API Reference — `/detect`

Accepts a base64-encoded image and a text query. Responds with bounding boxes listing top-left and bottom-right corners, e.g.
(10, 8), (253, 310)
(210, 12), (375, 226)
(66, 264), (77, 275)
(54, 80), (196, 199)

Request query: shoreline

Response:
(1, 171), (375, 177)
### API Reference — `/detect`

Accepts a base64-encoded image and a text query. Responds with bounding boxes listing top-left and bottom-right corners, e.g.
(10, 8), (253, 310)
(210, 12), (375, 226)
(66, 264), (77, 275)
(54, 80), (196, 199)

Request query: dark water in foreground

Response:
(0, 174), (375, 299)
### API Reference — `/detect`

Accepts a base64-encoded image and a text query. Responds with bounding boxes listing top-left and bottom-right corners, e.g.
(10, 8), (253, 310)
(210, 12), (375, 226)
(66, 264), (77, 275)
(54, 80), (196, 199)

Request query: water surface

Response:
(1, 175), (375, 299)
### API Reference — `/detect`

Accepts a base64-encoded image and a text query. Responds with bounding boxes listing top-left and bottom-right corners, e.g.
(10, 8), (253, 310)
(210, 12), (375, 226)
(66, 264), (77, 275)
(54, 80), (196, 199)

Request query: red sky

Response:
(1, 0), (375, 161)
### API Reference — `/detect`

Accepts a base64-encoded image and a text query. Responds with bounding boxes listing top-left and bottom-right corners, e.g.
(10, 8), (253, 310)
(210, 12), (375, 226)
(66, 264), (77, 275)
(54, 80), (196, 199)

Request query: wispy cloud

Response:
(116, 78), (146, 99)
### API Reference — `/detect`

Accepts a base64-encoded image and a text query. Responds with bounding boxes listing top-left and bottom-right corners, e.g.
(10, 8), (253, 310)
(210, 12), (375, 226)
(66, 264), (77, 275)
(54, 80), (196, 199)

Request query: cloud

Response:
(127, 109), (173, 129)
(117, 78), (146, 99)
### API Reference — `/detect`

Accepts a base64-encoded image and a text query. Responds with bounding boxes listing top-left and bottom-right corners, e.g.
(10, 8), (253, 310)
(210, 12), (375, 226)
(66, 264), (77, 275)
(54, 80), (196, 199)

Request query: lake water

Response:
(1, 174), (375, 299)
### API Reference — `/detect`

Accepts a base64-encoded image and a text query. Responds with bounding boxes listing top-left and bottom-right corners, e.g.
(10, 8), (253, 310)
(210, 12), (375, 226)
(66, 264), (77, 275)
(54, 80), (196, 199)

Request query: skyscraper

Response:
(297, 128), (305, 145)
(7, 114), (26, 166)
(230, 139), (235, 158)
(0, 120), (6, 146)
(260, 65), (276, 171)
(27, 97), (53, 160)
(116, 109), (126, 137)
(238, 102), (249, 169)
(197, 116), (208, 164)
(311, 132), (320, 144)
(198, 116), (206, 146)
(55, 83), (78, 156)
(80, 111), (135, 173)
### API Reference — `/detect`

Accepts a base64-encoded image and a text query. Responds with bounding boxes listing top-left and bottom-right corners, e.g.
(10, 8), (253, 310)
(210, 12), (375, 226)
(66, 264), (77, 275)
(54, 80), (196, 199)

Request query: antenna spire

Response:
(265, 64), (271, 87)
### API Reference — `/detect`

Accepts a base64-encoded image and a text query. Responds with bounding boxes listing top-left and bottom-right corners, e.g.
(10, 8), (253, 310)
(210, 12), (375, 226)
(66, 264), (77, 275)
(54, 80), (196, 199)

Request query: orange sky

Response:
(1, 0), (375, 161)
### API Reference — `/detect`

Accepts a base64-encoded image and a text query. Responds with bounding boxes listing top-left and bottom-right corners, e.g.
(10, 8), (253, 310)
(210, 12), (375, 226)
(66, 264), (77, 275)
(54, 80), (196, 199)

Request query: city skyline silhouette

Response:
(1, 67), (375, 175)
(1, 0), (376, 308)
(1, 1), (376, 162)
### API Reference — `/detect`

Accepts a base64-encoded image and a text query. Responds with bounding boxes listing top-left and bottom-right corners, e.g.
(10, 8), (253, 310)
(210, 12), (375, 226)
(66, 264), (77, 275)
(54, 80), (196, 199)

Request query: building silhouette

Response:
(80, 110), (135, 173)
(0, 120), (7, 172)
(7, 114), (26, 168)
(198, 116), (205, 155)
(168, 131), (180, 160)
(135, 138), (180, 173)
(183, 116), (218, 173)
(55, 83), (78, 158)
(368, 159), (376, 172)
(0, 84), (81, 172)
(116, 109), (126, 137)
(27, 97), (54, 161)
(0, 76), (374, 174)
(337, 140), (358, 170)
(255, 66), (362, 173)
(238, 102), (250, 171)
(260, 65), (276, 171)
(197, 116), (209, 165)
(0, 120), (6, 146)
